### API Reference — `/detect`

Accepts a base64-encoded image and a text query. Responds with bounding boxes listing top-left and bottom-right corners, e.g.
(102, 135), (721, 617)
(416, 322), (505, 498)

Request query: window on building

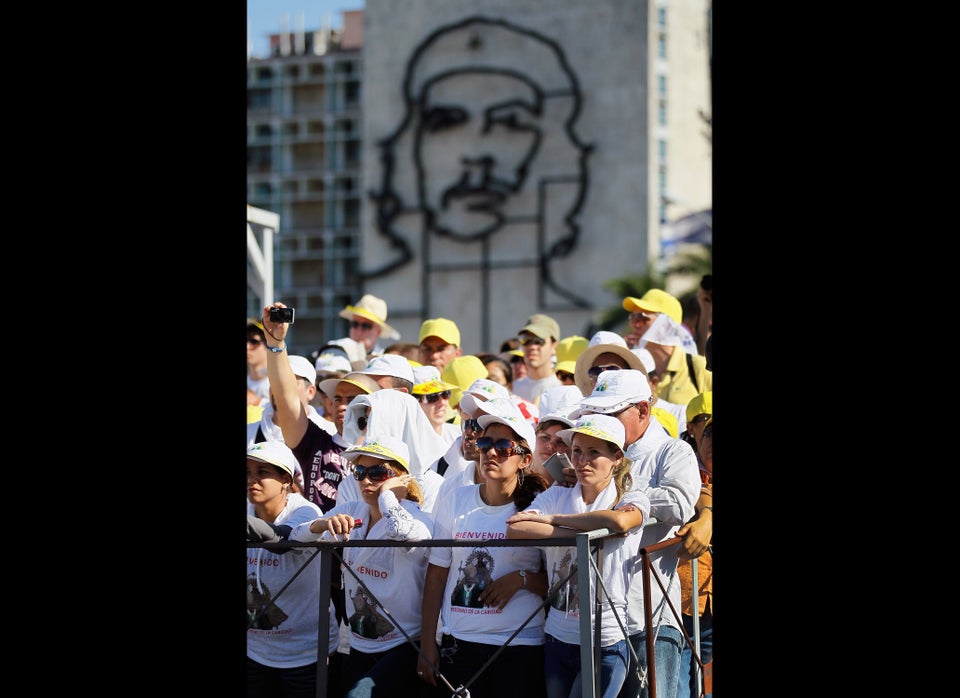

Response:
(657, 7), (667, 29)
(658, 101), (667, 126)
(658, 34), (667, 59)
(658, 75), (667, 98)
(658, 139), (667, 162)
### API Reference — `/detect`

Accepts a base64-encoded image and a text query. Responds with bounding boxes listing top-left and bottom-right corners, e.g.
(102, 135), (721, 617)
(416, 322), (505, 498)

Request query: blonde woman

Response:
(506, 415), (650, 698)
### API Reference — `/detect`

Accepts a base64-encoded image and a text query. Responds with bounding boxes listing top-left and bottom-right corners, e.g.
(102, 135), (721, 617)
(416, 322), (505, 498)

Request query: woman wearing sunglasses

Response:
(417, 397), (550, 698)
(291, 434), (434, 698)
(505, 414), (650, 698)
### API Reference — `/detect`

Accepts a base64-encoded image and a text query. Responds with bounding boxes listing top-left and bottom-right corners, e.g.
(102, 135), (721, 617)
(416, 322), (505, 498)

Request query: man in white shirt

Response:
(511, 313), (562, 406)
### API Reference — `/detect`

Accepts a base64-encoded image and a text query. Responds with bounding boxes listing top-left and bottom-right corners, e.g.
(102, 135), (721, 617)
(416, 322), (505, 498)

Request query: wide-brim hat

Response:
(339, 294), (400, 339)
(573, 331), (647, 396)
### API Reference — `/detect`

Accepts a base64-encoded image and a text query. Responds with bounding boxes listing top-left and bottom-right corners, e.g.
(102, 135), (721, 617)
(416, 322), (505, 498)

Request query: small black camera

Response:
(269, 307), (295, 324)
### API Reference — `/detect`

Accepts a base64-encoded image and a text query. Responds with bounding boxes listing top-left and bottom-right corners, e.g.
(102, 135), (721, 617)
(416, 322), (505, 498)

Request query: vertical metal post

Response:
(576, 532), (597, 698)
(691, 557), (701, 697)
(314, 546), (333, 698)
(640, 549), (657, 698)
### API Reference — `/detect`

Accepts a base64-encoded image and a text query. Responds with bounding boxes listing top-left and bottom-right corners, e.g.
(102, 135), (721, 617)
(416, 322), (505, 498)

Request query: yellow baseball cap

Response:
(419, 318), (461, 346)
(554, 335), (588, 374)
(685, 391), (713, 423)
(623, 289), (683, 324)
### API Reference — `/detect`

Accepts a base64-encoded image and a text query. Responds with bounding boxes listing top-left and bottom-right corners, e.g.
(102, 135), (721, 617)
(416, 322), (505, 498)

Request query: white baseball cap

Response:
(247, 441), (300, 478)
(458, 378), (512, 417)
(475, 397), (537, 447)
(577, 369), (652, 415)
(288, 355), (317, 385)
(558, 414), (626, 451)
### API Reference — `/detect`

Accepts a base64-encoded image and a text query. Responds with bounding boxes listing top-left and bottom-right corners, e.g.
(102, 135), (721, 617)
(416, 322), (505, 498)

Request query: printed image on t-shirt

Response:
(450, 548), (495, 608)
(247, 573), (289, 629)
(348, 588), (394, 639)
(549, 550), (579, 614)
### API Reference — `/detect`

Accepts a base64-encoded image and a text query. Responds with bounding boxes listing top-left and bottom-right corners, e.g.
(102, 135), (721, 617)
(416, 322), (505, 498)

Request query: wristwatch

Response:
(519, 570), (527, 588)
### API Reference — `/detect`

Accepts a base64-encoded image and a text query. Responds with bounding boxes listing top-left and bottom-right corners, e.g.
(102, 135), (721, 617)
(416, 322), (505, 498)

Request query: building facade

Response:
(247, 1), (711, 356)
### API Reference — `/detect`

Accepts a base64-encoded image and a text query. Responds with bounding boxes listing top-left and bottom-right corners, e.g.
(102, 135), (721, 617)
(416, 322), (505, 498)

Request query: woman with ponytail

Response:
(417, 397), (550, 698)
(506, 414), (650, 698)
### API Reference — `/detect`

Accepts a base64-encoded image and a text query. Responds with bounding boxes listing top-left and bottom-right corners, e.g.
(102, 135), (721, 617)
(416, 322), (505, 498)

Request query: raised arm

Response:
(262, 303), (309, 449)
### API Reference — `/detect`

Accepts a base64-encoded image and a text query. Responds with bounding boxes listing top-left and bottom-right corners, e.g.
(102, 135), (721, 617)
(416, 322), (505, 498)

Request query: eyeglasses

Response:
(691, 414), (711, 425)
(419, 390), (451, 404)
(353, 464), (397, 482)
(475, 437), (526, 457)
(247, 338), (263, 346)
(630, 311), (656, 323)
(351, 321), (374, 330)
(462, 418), (482, 433)
(587, 364), (623, 379)
(519, 336), (545, 347)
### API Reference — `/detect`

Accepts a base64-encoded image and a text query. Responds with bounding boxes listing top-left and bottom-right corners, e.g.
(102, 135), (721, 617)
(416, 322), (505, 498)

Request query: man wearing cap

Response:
(575, 369), (701, 698)
(411, 365), (461, 446)
(339, 294), (401, 358)
(623, 289), (698, 355)
(512, 313), (563, 406)
(311, 352), (353, 429)
(418, 318), (463, 373)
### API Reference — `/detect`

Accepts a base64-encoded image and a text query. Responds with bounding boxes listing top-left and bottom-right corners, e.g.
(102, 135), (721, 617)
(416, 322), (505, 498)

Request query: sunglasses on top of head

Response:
(475, 437), (526, 457)
(587, 364), (623, 379)
(353, 464), (397, 482)
(419, 390), (451, 404)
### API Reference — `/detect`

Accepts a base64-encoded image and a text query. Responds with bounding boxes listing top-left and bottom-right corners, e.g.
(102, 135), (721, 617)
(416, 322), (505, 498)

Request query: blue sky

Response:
(247, 0), (365, 58)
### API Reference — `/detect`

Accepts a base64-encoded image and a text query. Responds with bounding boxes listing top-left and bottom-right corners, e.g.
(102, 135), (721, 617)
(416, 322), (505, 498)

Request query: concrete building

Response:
(247, 1), (711, 356)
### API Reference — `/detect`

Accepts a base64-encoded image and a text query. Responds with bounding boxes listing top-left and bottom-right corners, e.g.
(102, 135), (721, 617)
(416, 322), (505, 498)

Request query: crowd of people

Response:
(246, 280), (713, 698)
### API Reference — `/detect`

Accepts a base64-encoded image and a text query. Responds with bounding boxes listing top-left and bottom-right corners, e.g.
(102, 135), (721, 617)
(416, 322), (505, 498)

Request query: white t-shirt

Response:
(291, 491), (434, 654)
(512, 374), (562, 406)
(525, 481), (649, 646)
(246, 493), (340, 666)
(622, 426), (701, 634)
(429, 484), (545, 646)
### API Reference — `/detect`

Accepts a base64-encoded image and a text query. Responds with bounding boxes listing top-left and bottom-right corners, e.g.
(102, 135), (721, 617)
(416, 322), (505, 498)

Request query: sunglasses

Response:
(419, 390), (451, 404)
(353, 464), (397, 482)
(351, 320), (374, 330)
(475, 437), (525, 457)
(587, 364), (623, 379)
(247, 338), (263, 346)
(519, 336), (545, 347)
(462, 418), (482, 433)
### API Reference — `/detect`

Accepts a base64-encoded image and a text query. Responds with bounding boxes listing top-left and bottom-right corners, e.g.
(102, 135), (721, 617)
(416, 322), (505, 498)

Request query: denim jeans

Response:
(438, 633), (547, 698)
(676, 608), (712, 698)
(246, 656), (317, 698)
(618, 625), (683, 698)
(344, 643), (422, 698)
(544, 633), (629, 698)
